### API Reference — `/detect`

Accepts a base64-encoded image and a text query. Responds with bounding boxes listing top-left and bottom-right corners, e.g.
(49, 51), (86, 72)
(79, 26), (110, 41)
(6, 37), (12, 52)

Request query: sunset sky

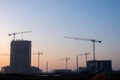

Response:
(0, 0), (120, 72)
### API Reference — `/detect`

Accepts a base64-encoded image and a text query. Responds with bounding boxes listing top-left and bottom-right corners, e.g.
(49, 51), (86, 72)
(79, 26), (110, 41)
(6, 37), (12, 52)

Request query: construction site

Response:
(0, 31), (119, 80)
(1, 0), (120, 79)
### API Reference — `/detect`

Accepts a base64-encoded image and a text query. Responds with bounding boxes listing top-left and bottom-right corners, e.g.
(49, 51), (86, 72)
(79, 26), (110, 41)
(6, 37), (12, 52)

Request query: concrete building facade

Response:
(10, 40), (31, 73)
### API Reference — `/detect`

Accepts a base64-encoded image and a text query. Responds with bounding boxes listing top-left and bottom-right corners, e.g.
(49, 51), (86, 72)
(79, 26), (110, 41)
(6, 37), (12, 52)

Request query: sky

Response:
(0, 0), (120, 72)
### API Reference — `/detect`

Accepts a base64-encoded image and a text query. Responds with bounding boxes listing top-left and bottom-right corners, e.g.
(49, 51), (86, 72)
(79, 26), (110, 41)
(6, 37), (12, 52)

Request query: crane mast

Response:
(64, 36), (102, 61)
(8, 31), (32, 40)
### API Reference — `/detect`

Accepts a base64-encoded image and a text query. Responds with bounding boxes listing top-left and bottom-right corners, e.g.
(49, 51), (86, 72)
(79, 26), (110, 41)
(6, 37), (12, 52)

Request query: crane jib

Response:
(8, 31), (32, 40)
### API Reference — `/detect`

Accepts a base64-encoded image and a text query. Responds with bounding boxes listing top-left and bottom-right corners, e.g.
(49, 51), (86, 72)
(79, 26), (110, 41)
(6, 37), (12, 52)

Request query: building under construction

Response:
(1, 40), (42, 73)
(87, 60), (112, 73)
(10, 40), (31, 73)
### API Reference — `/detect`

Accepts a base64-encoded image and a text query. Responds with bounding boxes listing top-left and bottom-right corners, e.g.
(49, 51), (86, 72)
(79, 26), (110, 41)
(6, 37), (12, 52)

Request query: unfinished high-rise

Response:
(10, 40), (31, 73)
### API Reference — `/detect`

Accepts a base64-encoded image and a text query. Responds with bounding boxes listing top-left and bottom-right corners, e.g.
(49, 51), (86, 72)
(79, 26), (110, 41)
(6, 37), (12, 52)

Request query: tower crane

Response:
(59, 57), (70, 70)
(33, 52), (43, 69)
(64, 36), (102, 61)
(76, 53), (90, 72)
(79, 53), (90, 64)
(8, 31), (32, 40)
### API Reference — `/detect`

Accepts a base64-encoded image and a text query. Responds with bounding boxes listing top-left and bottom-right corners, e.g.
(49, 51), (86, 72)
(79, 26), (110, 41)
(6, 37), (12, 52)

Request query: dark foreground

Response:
(0, 71), (120, 80)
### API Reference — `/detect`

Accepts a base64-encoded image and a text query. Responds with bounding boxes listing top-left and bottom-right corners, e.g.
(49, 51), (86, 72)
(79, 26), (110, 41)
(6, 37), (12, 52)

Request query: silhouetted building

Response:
(52, 69), (72, 74)
(1, 66), (42, 74)
(87, 60), (112, 73)
(78, 67), (87, 72)
(1, 66), (11, 73)
(30, 66), (43, 73)
(10, 40), (31, 73)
